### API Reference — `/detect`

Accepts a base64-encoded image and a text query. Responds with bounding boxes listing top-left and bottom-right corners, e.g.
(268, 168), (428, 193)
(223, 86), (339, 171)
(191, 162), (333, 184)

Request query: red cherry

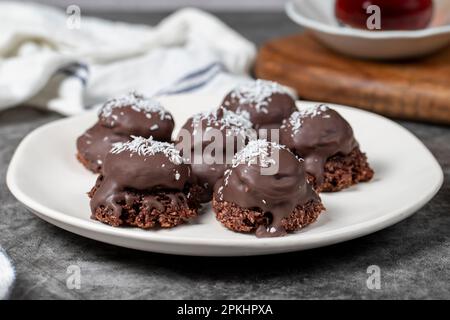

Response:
(335, 0), (434, 30)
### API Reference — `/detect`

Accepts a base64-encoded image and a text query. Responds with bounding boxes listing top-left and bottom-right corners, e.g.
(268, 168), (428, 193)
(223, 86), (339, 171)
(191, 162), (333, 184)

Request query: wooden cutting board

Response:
(255, 33), (450, 125)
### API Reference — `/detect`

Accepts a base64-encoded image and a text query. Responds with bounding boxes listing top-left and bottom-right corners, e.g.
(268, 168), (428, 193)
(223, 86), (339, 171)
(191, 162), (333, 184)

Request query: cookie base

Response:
(212, 196), (325, 235)
(89, 182), (202, 229)
(312, 147), (374, 192)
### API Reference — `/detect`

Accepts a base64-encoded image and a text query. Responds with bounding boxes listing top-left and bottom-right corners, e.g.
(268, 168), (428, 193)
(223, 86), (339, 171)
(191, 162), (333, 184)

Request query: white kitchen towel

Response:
(0, 2), (257, 115)
(0, 248), (15, 300)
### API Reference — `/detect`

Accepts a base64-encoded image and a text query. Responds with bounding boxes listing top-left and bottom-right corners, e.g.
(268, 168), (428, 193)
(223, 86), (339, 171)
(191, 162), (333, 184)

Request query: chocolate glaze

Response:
(190, 156), (228, 202)
(90, 137), (192, 219)
(178, 108), (252, 151)
(280, 104), (358, 185)
(221, 80), (297, 129)
(141, 192), (189, 212)
(77, 92), (174, 173)
(214, 140), (319, 237)
(176, 108), (253, 202)
(76, 123), (129, 172)
(99, 105), (174, 142)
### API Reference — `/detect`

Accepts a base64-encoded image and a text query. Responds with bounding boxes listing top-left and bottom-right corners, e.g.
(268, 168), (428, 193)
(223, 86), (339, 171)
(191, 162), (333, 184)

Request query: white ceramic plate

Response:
(286, 0), (450, 59)
(6, 95), (443, 256)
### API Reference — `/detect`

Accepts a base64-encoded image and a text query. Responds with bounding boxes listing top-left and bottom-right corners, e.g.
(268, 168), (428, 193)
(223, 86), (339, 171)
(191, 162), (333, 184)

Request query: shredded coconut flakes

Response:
(282, 104), (330, 135)
(232, 139), (285, 168)
(99, 91), (172, 120)
(191, 107), (252, 135)
(230, 80), (290, 113)
(110, 136), (183, 164)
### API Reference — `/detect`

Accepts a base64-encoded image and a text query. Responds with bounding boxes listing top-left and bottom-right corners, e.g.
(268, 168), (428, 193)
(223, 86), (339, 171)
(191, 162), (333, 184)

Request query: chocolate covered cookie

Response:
(280, 104), (374, 192)
(176, 107), (253, 202)
(77, 92), (174, 173)
(89, 136), (201, 229)
(221, 79), (297, 130)
(213, 139), (325, 237)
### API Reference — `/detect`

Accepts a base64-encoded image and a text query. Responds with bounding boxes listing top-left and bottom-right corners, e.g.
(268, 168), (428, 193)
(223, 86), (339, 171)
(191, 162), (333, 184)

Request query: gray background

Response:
(0, 8), (449, 300)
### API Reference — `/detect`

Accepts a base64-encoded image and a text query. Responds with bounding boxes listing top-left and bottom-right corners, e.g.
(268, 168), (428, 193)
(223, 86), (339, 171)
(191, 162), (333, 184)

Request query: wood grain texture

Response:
(255, 33), (450, 124)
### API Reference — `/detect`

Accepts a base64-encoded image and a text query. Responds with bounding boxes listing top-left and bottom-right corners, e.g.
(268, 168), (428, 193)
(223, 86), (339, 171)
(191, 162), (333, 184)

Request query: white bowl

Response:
(286, 0), (450, 59)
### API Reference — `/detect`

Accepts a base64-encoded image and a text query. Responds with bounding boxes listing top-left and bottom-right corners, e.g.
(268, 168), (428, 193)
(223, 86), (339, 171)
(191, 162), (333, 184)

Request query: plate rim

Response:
(6, 99), (444, 252)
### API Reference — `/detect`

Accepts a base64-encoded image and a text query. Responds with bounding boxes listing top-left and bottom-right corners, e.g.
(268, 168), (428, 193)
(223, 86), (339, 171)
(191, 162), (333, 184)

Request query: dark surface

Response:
(0, 11), (449, 300)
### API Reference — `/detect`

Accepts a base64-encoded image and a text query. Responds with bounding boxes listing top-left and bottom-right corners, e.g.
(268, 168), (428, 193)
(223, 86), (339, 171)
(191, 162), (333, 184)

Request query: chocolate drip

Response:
(142, 195), (166, 212)
(214, 141), (318, 237)
(142, 192), (188, 212)
(90, 179), (138, 218)
(280, 106), (358, 185)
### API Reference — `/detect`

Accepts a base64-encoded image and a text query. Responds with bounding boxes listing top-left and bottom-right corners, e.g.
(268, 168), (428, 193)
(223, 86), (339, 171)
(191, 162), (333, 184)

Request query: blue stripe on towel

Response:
(157, 62), (226, 95)
(57, 63), (89, 86)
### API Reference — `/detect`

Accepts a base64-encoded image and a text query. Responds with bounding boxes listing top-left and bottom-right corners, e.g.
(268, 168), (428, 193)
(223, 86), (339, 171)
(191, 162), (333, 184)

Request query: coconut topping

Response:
(282, 104), (330, 135)
(229, 80), (291, 113)
(99, 91), (172, 120)
(191, 108), (252, 135)
(110, 136), (183, 164)
(231, 139), (287, 168)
